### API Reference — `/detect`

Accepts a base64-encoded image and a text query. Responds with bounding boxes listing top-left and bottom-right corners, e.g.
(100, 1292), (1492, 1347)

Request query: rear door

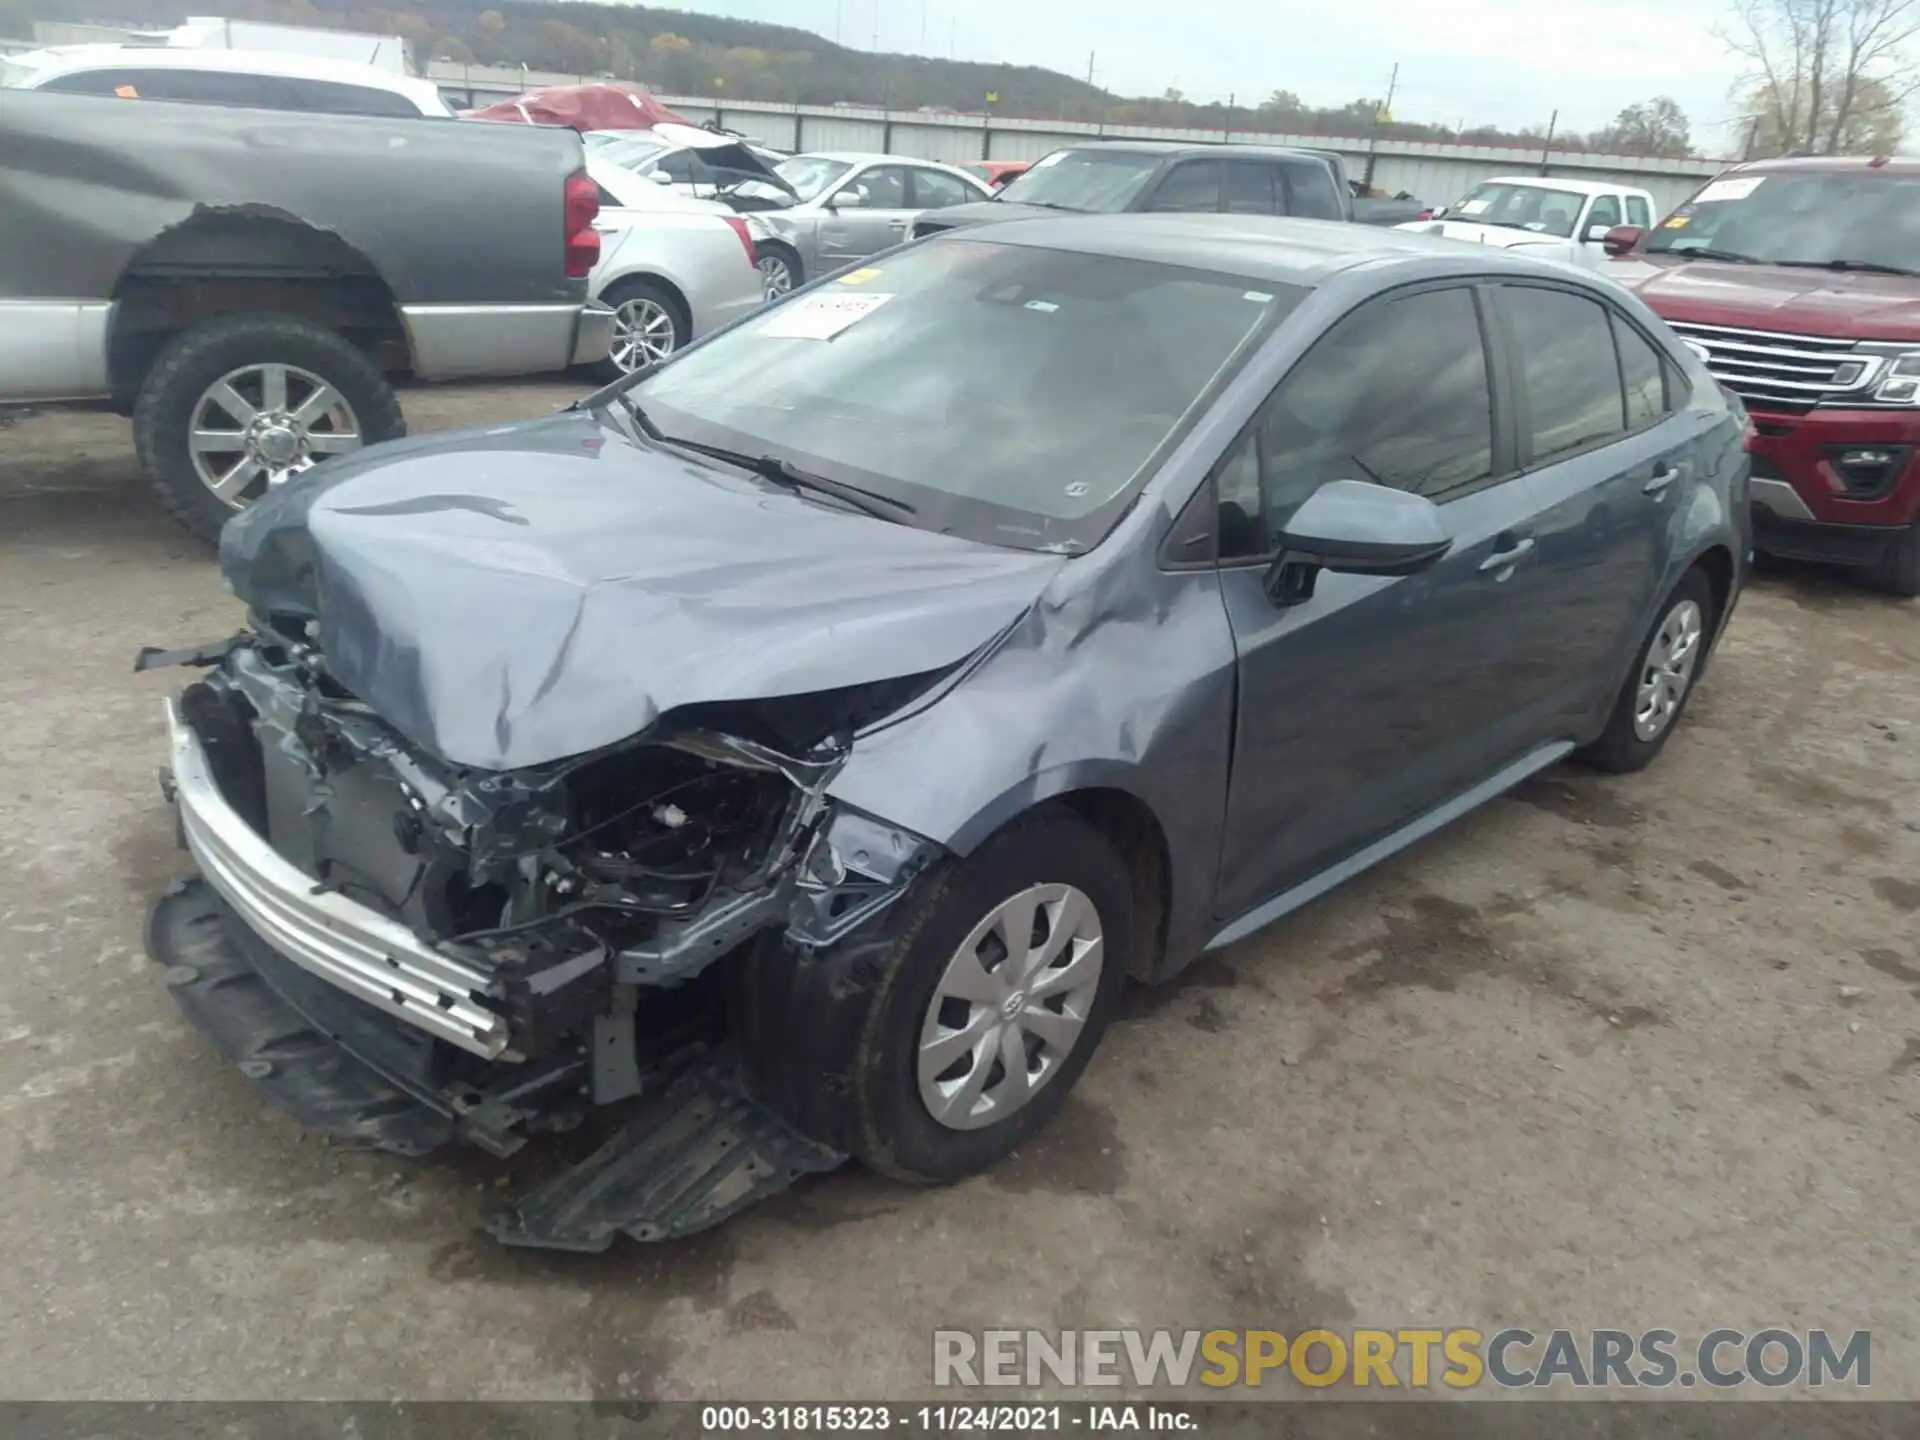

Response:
(1224, 160), (1283, 216)
(1486, 282), (1696, 728)
(1141, 159), (1224, 213)
(1210, 282), (1560, 921)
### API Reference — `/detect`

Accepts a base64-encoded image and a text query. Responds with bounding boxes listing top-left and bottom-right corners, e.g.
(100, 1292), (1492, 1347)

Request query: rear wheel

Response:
(1576, 568), (1716, 774)
(132, 313), (403, 545)
(593, 277), (688, 382)
(756, 245), (801, 299)
(731, 808), (1132, 1183)
(1868, 519), (1920, 598)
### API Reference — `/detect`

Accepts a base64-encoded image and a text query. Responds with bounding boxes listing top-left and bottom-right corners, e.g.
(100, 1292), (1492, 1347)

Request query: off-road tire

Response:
(730, 807), (1134, 1183)
(1576, 567), (1718, 774)
(1868, 519), (1920, 598)
(133, 313), (402, 546)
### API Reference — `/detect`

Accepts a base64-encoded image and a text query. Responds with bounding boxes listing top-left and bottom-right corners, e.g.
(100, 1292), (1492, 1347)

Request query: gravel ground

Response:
(2, 381), (1918, 1401)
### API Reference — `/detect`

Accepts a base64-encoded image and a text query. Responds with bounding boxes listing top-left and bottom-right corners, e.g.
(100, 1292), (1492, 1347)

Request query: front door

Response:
(818, 165), (916, 264)
(1210, 283), (1561, 922)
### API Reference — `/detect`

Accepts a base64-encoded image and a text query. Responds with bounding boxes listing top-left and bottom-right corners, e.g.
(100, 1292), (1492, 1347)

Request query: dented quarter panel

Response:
(0, 89), (587, 305)
(217, 407), (1067, 770)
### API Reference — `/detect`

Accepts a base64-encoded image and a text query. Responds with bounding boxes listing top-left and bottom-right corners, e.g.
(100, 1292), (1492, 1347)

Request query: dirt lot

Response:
(3, 380), (1919, 1402)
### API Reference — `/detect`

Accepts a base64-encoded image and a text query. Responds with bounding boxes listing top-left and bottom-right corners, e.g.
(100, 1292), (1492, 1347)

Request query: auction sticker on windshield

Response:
(759, 291), (893, 340)
(1695, 176), (1766, 204)
(836, 267), (885, 286)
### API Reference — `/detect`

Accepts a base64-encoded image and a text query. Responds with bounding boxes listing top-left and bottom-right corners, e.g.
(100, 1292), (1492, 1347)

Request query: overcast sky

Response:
(687, 0), (1755, 154)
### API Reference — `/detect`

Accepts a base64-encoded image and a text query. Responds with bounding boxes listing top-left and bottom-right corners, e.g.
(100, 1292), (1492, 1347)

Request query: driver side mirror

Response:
(1262, 480), (1452, 606)
(1601, 224), (1645, 256)
(646, 169), (674, 186)
(827, 188), (864, 210)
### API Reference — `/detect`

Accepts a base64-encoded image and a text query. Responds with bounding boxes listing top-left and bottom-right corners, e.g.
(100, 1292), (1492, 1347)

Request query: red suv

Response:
(1602, 156), (1920, 595)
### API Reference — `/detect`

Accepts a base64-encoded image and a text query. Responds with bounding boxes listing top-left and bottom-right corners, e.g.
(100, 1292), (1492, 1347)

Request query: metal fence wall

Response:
(426, 62), (1730, 214)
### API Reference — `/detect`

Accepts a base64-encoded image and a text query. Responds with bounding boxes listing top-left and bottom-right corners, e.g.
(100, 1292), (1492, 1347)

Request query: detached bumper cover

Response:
(164, 698), (509, 1059)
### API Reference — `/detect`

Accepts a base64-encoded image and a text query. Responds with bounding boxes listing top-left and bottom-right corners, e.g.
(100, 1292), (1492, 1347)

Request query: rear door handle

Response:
(1644, 464), (1682, 496)
(1478, 536), (1535, 575)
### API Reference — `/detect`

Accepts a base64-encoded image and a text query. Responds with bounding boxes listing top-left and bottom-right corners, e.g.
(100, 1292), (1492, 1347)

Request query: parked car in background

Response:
(1603, 156), (1920, 594)
(961, 159), (1030, 190)
(585, 123), (796, 204)
(738, 152), (993, 294)
(145, 217), (1745, 1249)
(0, 90), (610, 542)
(0, 42), (453, 115)
(1350, 181), (1428, 227)
(1397, 176), (1656, 271)
(585, 157), (765, 376)
(911, 141), (1351, 239)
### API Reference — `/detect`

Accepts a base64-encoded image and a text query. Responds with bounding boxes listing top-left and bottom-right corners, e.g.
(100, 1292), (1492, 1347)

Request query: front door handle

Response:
(887, 219), (909, 230)
(1478, 536), (1535, 575)
(1644, 464), (1682, 496)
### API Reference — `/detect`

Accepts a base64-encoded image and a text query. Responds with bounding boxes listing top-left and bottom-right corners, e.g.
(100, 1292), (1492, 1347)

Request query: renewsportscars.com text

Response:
(932, 1327), (1871, 1391)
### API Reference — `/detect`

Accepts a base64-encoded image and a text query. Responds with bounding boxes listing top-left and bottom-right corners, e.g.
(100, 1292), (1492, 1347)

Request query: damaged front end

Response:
(143, 626), (944, 1248)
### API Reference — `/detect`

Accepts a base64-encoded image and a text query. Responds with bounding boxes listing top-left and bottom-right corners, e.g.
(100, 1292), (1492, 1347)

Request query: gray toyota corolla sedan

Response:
(143, 216), (1748, 1250)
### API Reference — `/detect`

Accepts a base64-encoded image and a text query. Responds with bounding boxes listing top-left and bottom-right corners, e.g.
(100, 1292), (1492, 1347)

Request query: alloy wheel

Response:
(609, 297), (678, 372)
(758, 254), (795, 298)
(188, 363), (362, 510)
(917, 883), (1105, 1131)
(1634, 598), (1704, 741)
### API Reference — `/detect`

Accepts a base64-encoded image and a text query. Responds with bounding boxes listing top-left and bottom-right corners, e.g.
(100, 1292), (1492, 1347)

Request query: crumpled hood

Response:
(218, 407), (1064, 771)
(1603, 254), (1920, 341)
(1395, 219), (1568, 251)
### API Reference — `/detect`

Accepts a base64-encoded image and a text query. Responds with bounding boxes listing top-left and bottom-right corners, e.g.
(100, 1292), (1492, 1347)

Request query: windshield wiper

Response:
(1769, 258), (1920, 277)
(1000, 198), (1081, 212)
(621, 397), (914, 521)
(1673, 247), (1759, 264)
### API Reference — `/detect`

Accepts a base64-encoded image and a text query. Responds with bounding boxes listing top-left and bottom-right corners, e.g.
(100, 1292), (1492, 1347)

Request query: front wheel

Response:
(731, 808), (1133, 1183)
(1868, 519), (1920, 598)
(1576, 568), (1716, 773)
(132, 313), (403, 545)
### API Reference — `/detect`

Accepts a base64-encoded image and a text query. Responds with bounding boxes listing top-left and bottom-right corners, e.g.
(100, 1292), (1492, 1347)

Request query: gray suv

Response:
(910, 141), (1352, 239)
(143, 217), (1747, 1250)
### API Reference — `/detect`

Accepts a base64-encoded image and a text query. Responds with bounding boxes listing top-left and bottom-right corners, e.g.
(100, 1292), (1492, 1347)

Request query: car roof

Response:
(1054, 140), (1327, 160)
(799, 151), (978, 172)
(945, 212), (1608, 287)
(1728, 154), (1920, 176)
(5, 42), (446, 110)
(1478, 174), (1648, 197)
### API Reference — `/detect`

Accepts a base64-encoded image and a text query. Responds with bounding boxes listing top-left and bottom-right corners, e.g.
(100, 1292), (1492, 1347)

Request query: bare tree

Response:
(1722, 0), (1920, 154)
(1592, 96), (1694, 155)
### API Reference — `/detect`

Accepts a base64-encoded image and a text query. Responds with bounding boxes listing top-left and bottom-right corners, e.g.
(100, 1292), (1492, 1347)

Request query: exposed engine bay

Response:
(143, 626), (947, 1247)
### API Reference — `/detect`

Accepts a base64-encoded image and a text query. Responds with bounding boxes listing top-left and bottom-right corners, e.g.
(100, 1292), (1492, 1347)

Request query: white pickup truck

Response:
(1396, 175), (1657, 271)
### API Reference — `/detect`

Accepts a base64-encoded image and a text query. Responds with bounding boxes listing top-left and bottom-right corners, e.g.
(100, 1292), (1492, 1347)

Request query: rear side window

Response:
(1147, 160), (1223, 213)
(1625, 195), (1653, 229)
(1500, 286), (1625, 462)
(1224, 162), (1280, 215)
(910, 168), (975, 209)
(1614, 316), (1669, 430)
(36, 65), (418, 115)
(1278, 160), (1345, 220)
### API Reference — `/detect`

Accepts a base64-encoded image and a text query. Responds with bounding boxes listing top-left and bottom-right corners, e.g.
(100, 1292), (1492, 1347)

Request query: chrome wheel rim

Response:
(758, 254), (794, 298)
(917, 883), (1105, 1132)
(188, 363), (362, 510)
(610, 297), (677, 371)
(1634, 598), (1704, 741)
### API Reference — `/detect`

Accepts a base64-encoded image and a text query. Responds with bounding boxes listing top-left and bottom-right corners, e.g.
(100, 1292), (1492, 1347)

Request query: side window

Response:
(909, 168), (974, 209)
(1625, 195), (1652, 229)
(1585, 194), (1623, 233)
(653, 150), (698, 185)
(1146, 160), (1222, 213)
(1224, 162), (1279, 215)
(1500, 286), (1626, 462)
(1614, 315), (1669, 430)
(1279, 162), (1344, 220)
(281, 77), (422, 116)
(1216, 286), (1495, 559)
(42, 67), (265, 105)
(38, 68), (145, 96)
(594, 182), (624, 210)
(844, 166), (909, 207)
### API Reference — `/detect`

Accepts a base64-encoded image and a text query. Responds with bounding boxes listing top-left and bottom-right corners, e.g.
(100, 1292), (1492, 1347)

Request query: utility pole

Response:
(834, 0), (841, 45)
(1538, 108), (1557, 175)
(1225, 92), (1234, 141)
(1362, 60), (1398, 189)
(872, 0), (879, 51)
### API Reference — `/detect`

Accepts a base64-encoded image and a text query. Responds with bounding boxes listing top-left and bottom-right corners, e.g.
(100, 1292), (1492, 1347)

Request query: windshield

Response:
(621, 239), (1297, 552)
(994, 149), (1162, 213)
(1646, 171), (1920, 270)
(775, 155), (854, 202)
(1447, 182), (1589, 238)
(595, 135), (669, 169)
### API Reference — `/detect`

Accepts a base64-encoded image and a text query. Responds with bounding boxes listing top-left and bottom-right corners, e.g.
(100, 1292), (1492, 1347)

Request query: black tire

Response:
(756, 244), (802, 298)
(1576, 567), (1718, 774)
(730, 807), (1133, 1183)
(1868, 520), (1920, 598)
(133, 312), (403, 546)
(592, 277), (690, 383)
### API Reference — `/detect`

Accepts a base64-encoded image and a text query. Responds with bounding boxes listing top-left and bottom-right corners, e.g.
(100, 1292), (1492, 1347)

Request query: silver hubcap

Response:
(188, 363), (362, 510)
(1634, 597), (1703, 741)
(917, 883), (1105, 1132)
(758, 255), (794, 298)
(610, 297), (677, 371)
